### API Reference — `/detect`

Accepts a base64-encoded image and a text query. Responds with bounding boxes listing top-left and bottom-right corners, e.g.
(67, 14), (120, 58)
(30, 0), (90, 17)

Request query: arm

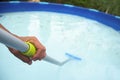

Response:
(0, 24), (46, 65)
(0, 24), (11, 33)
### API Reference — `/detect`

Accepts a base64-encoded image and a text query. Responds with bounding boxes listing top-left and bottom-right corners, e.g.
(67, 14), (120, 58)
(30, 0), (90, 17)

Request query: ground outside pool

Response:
(0, 2), (120, 80)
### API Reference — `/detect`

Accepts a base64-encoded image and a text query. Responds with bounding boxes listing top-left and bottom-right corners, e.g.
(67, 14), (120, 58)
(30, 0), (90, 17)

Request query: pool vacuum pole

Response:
(0, 28), (64, 66)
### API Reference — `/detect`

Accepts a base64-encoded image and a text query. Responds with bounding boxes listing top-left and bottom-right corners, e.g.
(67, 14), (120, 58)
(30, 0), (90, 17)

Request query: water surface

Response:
(0, 11), (120, 80)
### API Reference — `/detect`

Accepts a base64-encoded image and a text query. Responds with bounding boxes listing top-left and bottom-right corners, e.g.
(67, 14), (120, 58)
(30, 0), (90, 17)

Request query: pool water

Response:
(0, 11), (120, 80)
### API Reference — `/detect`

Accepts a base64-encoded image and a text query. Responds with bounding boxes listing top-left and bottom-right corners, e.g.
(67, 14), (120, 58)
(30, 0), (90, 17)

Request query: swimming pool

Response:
(0, 2), (120, 80)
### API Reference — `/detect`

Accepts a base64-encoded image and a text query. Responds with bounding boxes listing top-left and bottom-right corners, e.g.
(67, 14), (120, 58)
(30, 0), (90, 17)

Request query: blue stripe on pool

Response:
(89, 9), (99, 12)
(115, 16), (120, 19)
(9, 1), (20, 3)
(64, 4), (74, 7)
(40, 2), (49, 4)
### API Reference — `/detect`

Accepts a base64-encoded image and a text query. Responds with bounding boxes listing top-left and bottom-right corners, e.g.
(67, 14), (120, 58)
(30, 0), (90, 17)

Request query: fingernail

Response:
(32, 57), (38, 61)
(28, 61), (32, 65)
(32, 58), (37, 61)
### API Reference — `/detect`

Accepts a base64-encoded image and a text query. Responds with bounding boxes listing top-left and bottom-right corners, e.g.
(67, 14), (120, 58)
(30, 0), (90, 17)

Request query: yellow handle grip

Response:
(23, 42), (36, 57)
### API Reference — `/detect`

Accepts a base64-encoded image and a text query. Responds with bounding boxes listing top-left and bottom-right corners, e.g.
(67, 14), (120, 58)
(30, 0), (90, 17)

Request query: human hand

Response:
(8, 36), (46, 65)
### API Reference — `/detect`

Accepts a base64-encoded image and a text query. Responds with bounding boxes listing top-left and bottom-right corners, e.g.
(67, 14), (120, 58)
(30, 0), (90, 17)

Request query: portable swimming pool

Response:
(0, 2), (120, 80)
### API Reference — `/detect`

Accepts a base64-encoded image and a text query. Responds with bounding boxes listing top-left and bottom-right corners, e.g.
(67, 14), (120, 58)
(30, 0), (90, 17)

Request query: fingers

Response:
(32, 48), (46, 61)
(8, 47), (32, 65)
(27, 37), (46, 61)
(8, 36), (46, 65)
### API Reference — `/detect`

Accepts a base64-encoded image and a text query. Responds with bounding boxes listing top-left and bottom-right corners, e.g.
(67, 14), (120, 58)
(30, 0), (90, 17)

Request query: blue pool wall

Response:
(0, 2), (120, 31)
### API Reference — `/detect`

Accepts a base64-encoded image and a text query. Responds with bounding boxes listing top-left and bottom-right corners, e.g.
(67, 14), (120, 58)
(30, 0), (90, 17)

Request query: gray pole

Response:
(0, 28), (28, 52)
(0, 28), (69, 66)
